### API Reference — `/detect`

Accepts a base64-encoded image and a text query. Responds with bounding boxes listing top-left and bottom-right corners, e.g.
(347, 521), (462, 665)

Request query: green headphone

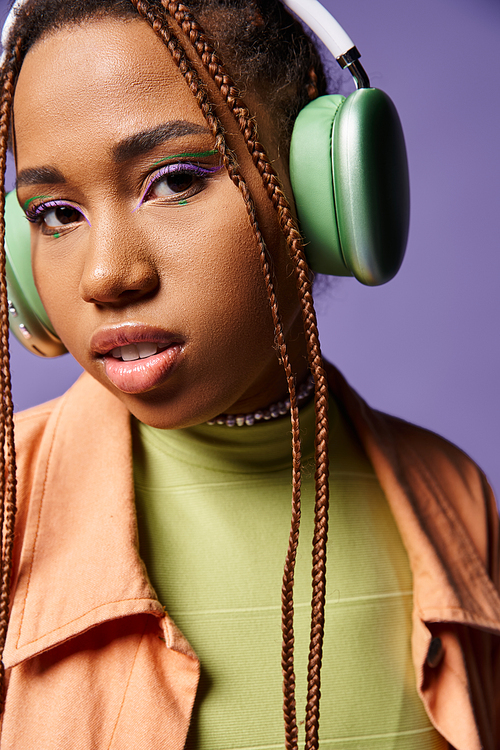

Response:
(4, 0), (409, 358)
(289, 89), (409, 283)
(5, 191), (67, 357)
(286, 0), (409, 284)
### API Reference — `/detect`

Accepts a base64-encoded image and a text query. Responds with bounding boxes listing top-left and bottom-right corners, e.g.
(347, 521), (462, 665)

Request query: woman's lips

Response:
(91, 325), (184, 394)
(103, 343), (183, 393)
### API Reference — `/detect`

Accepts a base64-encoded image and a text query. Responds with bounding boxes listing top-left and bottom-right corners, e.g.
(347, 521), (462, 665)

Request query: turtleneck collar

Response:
(133, 394), (320, 474)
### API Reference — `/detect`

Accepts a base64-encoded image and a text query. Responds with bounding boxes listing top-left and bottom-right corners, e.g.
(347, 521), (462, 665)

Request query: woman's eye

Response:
(44, 205), (83, 227)
(24, 200), (87, 235)
(148, 170), (196, 199)
(138, 162), (222, 209)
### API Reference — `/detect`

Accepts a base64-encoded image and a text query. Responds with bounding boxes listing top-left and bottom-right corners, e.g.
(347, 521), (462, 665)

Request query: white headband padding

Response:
(1, 0), (29, 66)
(281, 0), (354, 59)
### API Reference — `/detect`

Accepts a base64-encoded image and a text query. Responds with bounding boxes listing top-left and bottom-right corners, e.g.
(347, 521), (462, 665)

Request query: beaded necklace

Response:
(206, 375), (315, 427)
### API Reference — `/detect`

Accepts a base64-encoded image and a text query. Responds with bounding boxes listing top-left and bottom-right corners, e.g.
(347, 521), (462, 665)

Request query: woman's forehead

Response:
(13, 15), (207, 153)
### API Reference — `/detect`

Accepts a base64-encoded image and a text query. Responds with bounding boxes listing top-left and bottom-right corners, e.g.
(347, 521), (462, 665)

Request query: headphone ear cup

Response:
(290, 89), (410, 285)
(5, 191), (66, 357)
(289, 94), (350, 277)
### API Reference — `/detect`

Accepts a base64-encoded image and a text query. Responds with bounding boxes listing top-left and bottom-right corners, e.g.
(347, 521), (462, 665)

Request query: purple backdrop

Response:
(2, 0), (500, 502)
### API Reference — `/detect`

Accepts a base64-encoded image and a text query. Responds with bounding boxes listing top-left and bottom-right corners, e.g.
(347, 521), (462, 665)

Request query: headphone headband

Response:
(282, 0), (353, 58)
(281, 0), (370, 88)
(1, 0), (25, 65)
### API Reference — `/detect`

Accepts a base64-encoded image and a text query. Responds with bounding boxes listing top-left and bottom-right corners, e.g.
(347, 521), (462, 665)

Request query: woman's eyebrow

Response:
(15, 122), (212, 189)
(112, 121), (211, 163)
(16, 166), (65, 189)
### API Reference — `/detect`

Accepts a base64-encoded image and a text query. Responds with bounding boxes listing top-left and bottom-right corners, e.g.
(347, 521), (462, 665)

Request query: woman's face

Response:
(13, 16), (307, 428)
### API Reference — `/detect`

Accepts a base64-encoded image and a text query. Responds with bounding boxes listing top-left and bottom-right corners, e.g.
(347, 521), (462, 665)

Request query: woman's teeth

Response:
(110, 342), (166, 361)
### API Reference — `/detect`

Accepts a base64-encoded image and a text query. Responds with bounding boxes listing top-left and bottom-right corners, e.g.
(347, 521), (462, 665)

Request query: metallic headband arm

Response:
(281, 0), (370, 89)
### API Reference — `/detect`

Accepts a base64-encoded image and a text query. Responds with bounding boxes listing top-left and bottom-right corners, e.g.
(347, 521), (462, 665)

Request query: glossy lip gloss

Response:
(92, 326), (184, 394)
(103, 345), (183, 393)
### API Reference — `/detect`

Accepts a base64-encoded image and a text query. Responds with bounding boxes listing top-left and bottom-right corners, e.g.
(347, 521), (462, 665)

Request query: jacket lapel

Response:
(6, 374), (166, 668)
(326, 361), (500, 629)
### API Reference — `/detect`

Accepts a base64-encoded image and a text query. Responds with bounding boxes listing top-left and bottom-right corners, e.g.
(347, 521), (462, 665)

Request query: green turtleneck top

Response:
(132, 396), (446, 750)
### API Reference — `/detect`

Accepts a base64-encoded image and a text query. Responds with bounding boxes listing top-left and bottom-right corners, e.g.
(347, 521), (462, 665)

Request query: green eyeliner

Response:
(23, 194), (52, 211)
(152, 149), (218, 166)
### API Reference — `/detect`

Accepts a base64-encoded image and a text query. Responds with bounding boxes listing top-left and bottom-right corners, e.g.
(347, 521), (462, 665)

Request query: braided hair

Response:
(0, 2), (331, 747)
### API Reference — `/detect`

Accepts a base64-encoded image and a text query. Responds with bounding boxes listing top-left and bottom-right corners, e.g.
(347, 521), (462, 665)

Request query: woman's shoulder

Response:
(14, 395), (64, 493)
(325, 358), (491, 486)
(13, 372), (129, 497)
(325, 359), (499, 586)
(13, 374), (87, 458)
(14, 394), (62, 434)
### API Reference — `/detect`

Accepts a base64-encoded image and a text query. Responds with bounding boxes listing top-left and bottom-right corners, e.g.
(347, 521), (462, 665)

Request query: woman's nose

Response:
(79, 225), (159, 306)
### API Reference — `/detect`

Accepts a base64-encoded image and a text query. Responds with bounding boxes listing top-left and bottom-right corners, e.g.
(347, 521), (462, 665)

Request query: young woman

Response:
(0, 0), (498, 748)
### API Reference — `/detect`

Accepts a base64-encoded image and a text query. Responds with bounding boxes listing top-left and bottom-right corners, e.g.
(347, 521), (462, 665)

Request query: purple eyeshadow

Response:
(134, 162), (222, 212)
(25, 199), (90, 227)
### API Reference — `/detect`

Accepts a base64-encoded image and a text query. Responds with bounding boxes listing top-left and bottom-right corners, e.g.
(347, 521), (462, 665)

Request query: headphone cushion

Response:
(5, 191), (66, 357)
(289, 94), (350, 276)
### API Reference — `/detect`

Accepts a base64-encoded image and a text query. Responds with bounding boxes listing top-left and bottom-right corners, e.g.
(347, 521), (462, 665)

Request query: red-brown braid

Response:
(127, 2), (307, 744)
(306, 65), (321, 101)
(158, 3), (330, 748)
(0, 39), (21, 714)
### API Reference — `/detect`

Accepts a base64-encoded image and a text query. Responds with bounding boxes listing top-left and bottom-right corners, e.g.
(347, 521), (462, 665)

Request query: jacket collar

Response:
(6, 374), (165, 669)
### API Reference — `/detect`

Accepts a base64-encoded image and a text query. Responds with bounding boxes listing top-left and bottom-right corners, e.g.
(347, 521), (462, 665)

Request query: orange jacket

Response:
(2, 364), (500, 749)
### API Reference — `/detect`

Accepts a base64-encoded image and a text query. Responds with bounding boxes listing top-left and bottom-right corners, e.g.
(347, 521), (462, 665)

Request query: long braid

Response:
(0, 39), (21, 714)
(127, 2), (305, 744)
(159, 4), (330, 747)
